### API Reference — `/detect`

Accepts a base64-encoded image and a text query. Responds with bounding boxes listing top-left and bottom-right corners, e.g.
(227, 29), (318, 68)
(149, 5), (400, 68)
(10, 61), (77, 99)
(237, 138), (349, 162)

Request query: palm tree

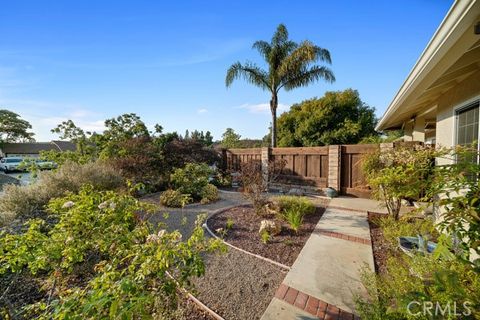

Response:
(226, 24), (335, 147)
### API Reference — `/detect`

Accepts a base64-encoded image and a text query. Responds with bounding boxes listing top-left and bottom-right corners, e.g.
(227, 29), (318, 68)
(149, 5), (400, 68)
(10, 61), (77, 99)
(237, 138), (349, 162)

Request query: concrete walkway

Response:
(261, 198), (378, 320)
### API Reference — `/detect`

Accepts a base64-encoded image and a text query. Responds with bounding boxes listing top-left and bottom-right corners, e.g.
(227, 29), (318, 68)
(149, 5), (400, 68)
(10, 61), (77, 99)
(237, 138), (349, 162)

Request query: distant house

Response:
(0, 140), (76, 158)
(376, 0), (480, 165)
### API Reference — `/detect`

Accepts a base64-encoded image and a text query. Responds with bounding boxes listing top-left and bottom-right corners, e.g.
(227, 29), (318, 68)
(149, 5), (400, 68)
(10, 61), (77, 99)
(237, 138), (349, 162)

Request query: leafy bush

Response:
(163, 138), (220, 170)
(363, 146), (436, 220)
(0, 186), (224, 318)
(200, 183), (219, 204)
(108, 136), (167, 191)
(282, 208), (304, 233)
(356, 254), (480, 319)
(275, 196), (315, 216)
(170, 163), (212, 200)
(0, 161), (124, 223)
(159, 189), (191, 208)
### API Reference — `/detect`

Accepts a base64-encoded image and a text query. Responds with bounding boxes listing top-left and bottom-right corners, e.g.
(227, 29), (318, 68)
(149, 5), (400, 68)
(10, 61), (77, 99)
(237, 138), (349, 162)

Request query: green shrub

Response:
(159, 189), (191, 208)
(200, 183), (219, 204)
(375, 215), (438, 247)
(356, 255), (480, 319)
(0, 186), (225, 318)
(362, 146), (437, 220)
(226, 218), (234, 231)
(275, 196), (315, 215)
(170, 163), (212, 200)
(0, 161), (124, 223)
(283, 208), (304, 233)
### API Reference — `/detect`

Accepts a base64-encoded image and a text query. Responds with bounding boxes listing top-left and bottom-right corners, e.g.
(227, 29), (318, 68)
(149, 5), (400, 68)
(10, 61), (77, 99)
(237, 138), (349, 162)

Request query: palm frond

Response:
(225, 62), (270, 91)
(277, 40), (332, 79)
(280, 66), (335, 91)
(272, 24), (289, 46)
(253, 40), (272, 62)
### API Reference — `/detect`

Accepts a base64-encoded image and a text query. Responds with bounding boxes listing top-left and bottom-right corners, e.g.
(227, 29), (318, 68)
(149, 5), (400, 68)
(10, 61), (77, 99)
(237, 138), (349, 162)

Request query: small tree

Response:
(240, 159), (285, 215)
(363, 145), (436, 220)
(221, 128), (241, 148)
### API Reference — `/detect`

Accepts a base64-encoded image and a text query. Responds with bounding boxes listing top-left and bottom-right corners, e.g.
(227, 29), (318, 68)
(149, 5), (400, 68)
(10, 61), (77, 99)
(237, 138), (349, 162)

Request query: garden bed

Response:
(367, 212), (389, 275)
(208, 205), (326, 266)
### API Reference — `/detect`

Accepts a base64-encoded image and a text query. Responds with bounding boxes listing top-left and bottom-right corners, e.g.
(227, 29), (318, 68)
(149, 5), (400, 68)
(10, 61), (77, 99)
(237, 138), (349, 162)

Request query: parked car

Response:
(0, 157), (24, 173)
(0, 157), (57, 173)
(34, 159), (58, 170)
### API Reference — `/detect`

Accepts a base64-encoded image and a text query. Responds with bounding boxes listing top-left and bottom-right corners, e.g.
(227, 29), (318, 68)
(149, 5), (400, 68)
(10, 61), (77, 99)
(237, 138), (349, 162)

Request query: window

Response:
(456, 102), (479, 147)
(456, 101), (480, 167)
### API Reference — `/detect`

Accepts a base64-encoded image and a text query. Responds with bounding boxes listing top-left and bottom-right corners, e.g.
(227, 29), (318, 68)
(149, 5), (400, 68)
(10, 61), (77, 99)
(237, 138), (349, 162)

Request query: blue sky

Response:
(0, 0), (452, 141)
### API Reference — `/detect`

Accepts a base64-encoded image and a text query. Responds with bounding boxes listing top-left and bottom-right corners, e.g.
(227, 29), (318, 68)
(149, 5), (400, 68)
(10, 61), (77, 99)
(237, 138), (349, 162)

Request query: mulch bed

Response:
(208, 205), (326, 266)
(368, 212), (390, 275)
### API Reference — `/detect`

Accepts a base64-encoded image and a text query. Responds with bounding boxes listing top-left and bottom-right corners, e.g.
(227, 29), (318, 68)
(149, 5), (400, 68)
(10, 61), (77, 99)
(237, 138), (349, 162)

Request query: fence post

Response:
(261, 147), (271, 185)
(380, 142), (394, 153)
(328, 145), (341, 191)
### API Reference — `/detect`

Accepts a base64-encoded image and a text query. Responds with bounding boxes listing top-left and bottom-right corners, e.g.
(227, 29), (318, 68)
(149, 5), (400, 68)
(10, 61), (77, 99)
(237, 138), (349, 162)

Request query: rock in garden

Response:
(259, 219), (281, 236)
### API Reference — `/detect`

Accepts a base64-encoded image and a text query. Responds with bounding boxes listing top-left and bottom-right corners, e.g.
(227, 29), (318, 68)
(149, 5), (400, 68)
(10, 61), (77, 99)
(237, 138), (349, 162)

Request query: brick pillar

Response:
(380, 142), (394, 153)
(328, 145), (341, 191)
(261, 147), (271, 185)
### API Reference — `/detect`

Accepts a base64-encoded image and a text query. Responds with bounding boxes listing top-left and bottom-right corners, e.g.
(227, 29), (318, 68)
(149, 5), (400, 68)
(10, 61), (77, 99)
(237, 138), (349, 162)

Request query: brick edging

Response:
(275, 283), (359, 320)
(318, 230), (371, 245)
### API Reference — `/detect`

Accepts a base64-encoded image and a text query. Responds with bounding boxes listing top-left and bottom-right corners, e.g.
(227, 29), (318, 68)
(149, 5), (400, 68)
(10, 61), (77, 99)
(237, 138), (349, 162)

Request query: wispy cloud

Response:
(236, 102), (290, 114)
(197, 108), (208, 114)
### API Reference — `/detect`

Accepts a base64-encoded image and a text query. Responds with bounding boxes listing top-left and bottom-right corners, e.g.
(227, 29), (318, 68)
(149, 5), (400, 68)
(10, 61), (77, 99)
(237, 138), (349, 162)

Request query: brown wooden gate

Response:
(340, 144), (378, 198)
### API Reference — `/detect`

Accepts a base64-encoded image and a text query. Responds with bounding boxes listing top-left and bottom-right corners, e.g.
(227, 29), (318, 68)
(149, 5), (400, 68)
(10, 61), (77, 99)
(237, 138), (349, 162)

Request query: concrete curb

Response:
(204, 205), (291, 271)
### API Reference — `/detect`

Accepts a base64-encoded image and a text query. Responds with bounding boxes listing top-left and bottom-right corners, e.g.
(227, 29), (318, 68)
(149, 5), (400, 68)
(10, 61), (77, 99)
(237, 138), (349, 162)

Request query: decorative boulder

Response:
(287, 188), (304, 196)
(259, 219), (282, 236)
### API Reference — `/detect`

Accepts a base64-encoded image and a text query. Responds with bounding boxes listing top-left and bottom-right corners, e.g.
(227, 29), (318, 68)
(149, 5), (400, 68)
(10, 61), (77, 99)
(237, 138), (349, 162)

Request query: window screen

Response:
(456, 102), (479, 146)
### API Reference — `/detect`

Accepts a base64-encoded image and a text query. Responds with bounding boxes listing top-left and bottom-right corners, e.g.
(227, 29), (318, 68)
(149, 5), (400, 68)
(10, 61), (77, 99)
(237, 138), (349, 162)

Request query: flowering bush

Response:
(0, 186), (224, 318)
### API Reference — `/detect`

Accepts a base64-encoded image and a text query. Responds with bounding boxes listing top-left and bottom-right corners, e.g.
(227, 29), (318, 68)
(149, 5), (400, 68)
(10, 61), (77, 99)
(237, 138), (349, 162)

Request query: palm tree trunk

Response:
(270, 94), (278, 147)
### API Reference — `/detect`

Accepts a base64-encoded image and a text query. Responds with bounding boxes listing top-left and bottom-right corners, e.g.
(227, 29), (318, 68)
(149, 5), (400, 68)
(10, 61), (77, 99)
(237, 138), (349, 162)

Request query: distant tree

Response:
(189, 130), (214, 147)
(100, 113), (150, 158)
(0, 109), (35, 143)
(221, 128), (242, 148)
(277, 89), (377, 146)
(226, 24), (334, 147)
(51, 120), (90, 153)
(359, 130), (403, 144)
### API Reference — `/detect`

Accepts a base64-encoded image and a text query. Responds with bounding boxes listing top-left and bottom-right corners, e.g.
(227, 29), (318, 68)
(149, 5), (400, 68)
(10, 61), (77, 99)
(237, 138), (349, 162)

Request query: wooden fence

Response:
(271, 147), (329, 188)
(223, 144), (379, 198)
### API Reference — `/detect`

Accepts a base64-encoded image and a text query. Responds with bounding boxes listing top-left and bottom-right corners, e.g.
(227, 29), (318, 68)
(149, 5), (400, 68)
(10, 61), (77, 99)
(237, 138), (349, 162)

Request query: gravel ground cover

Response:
(191, 249), (287, 320)
(142, 190), (248, 238)
(178, 298), (216, 320)
(208, 205), (326, 266)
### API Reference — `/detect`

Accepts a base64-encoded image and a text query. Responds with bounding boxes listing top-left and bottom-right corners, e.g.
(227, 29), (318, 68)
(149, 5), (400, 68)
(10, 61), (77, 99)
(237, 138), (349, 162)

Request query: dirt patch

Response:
(368, 212), (390, 275)
(191, 249), (286, 320)
(208, 205), (325, 266)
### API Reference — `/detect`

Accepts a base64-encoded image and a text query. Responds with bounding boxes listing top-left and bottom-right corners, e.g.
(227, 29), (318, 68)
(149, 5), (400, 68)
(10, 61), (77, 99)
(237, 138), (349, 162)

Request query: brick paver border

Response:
(317, 229), (371, 245)
(275, 283), (360, 320)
